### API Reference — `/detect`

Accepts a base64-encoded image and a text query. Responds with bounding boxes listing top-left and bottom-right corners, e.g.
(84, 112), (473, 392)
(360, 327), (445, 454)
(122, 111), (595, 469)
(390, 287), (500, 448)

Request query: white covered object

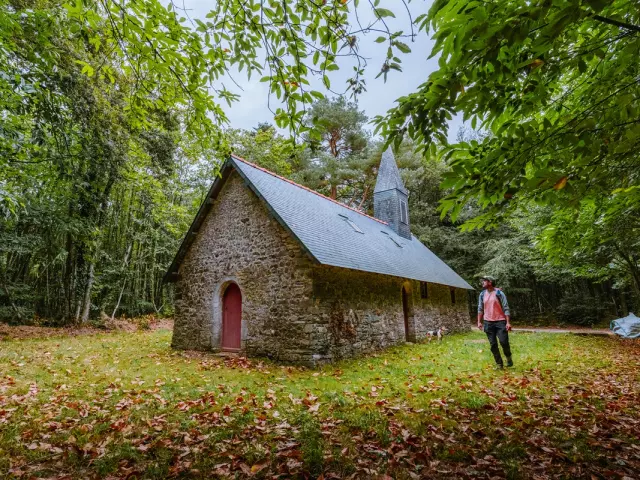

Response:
(610, 313), (640, 339)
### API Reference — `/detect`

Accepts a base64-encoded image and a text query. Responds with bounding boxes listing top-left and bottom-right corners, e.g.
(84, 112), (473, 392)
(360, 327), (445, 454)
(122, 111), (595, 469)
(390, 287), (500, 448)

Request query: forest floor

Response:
(1, 327), (639, 479)
(0, 317), (173, 341)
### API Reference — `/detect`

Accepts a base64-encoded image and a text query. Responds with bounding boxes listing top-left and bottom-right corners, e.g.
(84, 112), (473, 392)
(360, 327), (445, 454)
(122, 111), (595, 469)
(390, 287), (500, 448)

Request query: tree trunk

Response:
(357, 185), (370, 210)
(64, 231), (74, 321)
(606, 280), (620, 317)
(619, 290), (629, 316)
(74, 297), (82, 323)
(111, 278), (127, 321)
(616, 247), (640, 307)
(111, 243), (132, 320)
(0, 274), (22, 322)
(80, 261), (95, 323)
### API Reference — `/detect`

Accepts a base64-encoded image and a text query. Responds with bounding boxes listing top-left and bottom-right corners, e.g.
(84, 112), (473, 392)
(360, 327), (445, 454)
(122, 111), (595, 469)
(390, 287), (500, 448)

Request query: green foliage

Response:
(2, 0), (634, 323)
(377, 0), (640, 222)
(504, 189), (640, 303)
(59, 0), (421, 137)
(541, 196), (639, 280)
(0, 0), (216, 323)
(555, 292), (610, 326)
(62, 0), (359, 134)
(224, 125), (306, 176)
(304, 97), (369, 156)
(368, 0), (640, 300)
(397, 130), (624, 322)
(294, 97), (375, 204)
(63, 0), (227, 141)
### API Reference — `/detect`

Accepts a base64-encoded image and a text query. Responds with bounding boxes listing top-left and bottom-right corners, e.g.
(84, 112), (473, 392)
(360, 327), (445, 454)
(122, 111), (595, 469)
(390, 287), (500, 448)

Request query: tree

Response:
(62, 0), (638, 224)
(0, 0), (213, 323)
(61, 0), (419, 134)
(295, 97), (374, 204)
(371, 0), (639, 303)
(224, 125), (306, 177)
(402, 129), (625, 323)
(524, 192), (640, 301)
(5, 0), (637, 322)
(375, 1), (640, 230)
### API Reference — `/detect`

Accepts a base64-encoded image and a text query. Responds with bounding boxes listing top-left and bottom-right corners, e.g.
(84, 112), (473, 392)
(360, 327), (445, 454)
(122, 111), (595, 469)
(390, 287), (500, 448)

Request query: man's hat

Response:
(480, 275), (496, 285)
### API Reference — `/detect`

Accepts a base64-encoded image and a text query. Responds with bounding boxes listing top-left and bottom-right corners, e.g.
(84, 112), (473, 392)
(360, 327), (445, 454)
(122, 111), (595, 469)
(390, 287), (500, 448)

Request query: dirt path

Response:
(513, 327), (613, 336)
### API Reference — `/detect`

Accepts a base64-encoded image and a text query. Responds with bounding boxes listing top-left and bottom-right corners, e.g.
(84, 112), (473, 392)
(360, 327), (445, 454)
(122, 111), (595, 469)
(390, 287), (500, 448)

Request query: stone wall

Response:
(308, 265), (471, 362)
(172, 171), (318, 363)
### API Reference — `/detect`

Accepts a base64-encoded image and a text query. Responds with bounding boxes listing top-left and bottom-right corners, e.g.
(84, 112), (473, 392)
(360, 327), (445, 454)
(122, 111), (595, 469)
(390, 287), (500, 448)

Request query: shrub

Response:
(555, 293), (609, 326)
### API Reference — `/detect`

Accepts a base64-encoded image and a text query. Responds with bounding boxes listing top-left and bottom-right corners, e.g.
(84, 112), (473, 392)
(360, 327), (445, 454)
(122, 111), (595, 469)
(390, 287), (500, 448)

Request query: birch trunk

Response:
(111, 243), (133, 320)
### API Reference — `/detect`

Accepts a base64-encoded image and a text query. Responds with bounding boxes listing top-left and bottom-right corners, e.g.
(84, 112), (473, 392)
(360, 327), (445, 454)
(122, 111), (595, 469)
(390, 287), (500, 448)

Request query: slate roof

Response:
(165, 155), (473, 290)
(374, 148), (408, 195)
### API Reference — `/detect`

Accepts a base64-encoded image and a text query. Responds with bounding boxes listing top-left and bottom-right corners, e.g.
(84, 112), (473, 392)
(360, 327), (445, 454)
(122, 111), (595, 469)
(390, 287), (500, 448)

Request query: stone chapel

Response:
(165, 149), (472, 365)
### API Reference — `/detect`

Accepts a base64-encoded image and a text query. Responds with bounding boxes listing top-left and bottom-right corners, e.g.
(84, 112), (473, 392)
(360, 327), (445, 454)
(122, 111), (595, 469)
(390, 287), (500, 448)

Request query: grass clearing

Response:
(1, 327), (639, 478)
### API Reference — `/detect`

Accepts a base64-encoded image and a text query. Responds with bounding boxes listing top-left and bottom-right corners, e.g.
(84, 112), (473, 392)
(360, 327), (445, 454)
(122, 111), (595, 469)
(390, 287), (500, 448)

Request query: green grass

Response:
(1, 328), (639, 478)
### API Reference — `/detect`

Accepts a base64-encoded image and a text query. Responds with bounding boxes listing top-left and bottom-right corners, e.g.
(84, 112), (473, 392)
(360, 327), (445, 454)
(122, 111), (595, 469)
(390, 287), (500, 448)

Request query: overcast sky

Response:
(176, 0), (463, 142)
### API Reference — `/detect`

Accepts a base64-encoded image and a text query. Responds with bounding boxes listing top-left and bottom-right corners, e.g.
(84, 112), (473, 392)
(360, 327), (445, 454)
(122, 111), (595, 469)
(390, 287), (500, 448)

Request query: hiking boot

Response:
(494, 364), (504, 370)
(506, 356), (514, 367)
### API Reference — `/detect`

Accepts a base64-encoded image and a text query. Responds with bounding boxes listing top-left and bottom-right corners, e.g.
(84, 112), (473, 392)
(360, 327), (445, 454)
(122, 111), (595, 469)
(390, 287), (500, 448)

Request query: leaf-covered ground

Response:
(1, 327), (639, 479)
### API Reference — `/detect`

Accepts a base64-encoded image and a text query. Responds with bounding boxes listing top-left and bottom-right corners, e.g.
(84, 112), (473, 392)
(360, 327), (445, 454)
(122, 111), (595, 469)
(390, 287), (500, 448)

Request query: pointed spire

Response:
(374, 148), (408, 195)
(373, 148), (411, 240)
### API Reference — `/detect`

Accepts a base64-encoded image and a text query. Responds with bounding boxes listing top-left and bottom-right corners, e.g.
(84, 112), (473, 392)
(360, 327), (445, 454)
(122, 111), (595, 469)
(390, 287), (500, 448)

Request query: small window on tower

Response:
(450, 287), (456, 305)
(400, 200), (408, 224)
(420, 282), (428, 299)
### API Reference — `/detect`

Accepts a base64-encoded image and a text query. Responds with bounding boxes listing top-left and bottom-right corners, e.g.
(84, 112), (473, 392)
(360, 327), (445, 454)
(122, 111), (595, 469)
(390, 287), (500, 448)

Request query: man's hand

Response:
(477, 321), (483, 330)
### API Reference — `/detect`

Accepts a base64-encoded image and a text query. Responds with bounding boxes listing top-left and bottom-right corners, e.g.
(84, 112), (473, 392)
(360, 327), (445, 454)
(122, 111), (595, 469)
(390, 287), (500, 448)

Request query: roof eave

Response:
(315, 259), (474, 290)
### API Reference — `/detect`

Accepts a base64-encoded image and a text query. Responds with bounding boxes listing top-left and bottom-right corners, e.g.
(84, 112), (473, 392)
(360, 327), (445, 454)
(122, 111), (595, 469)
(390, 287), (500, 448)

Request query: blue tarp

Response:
(610, 313), (640, 338)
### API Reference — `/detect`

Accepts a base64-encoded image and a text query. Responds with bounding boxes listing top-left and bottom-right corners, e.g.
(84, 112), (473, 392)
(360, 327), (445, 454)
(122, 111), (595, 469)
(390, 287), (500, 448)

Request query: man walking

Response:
(477, 276), (513, 369)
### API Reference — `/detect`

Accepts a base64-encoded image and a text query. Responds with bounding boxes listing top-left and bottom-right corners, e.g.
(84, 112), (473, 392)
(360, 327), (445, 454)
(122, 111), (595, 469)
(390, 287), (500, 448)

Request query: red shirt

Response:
(483, 290), (506, 321)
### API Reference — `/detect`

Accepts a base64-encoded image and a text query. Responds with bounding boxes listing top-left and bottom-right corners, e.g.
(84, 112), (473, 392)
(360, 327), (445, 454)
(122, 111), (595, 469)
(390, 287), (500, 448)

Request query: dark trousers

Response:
(484, 320), (512, 365)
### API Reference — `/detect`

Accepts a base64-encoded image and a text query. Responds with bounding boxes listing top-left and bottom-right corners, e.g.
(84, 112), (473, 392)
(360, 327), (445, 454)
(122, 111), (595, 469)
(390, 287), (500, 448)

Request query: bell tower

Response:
(373, 148), (410, 239)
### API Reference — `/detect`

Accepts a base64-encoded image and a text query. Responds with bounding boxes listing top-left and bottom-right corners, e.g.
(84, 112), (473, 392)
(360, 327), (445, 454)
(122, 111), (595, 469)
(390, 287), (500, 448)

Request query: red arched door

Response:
(222, 283), (242, 351)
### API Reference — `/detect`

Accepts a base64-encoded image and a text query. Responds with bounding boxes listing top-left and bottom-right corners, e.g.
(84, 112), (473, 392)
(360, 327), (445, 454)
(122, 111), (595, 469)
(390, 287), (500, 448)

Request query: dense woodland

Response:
(1, 0), (638, 326)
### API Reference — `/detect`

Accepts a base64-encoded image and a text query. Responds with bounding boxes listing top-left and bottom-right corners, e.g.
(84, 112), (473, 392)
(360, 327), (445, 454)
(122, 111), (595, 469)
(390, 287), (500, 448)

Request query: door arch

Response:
(222, 283), (242, 351)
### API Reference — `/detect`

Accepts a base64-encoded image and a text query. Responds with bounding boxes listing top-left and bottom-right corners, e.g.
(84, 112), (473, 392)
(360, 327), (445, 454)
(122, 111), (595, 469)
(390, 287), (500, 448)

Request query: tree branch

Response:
(593, 14), (640, 33)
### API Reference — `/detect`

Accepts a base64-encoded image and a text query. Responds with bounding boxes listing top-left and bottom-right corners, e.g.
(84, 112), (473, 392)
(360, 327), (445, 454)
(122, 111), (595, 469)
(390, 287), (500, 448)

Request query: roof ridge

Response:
(230, 154), (388, 226)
